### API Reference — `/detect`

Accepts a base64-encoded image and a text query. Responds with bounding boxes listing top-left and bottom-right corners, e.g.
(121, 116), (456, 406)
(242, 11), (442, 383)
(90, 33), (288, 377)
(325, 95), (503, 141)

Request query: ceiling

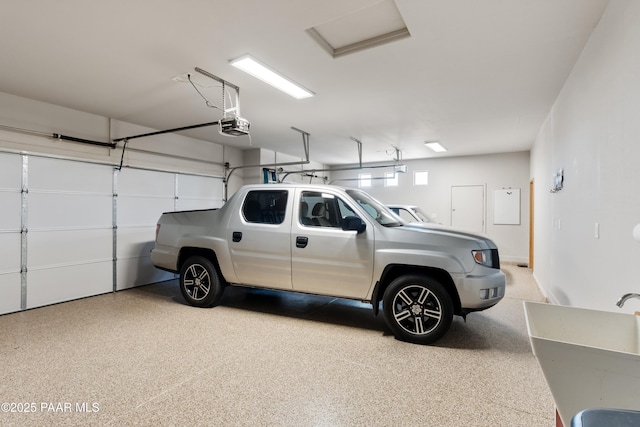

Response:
(0, 0), (609, 166)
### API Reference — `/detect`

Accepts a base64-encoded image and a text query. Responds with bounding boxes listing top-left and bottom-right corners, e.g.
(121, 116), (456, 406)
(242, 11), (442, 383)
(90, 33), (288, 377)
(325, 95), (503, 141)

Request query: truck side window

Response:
(336, 198), (357, 220)
(242, 190), (288, 224)
(300, 191), (352, 228)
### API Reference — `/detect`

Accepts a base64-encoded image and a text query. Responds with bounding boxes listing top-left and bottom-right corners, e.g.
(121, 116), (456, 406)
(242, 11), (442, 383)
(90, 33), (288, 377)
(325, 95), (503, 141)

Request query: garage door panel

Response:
(0, 233), (21, 273)
(29, 157), (112, 193)
(0, 152), (24, 187)
(0, 152), (22, 315)
(177, 175), (223, 210)
(23, 156), (113, 309)
(118, 197), (174, 226)
(28, 229), (112, 269)
(117, 227), (155, 259)
(0, 273), (21, 315)
(0, 193), (21, 231)
(117, 258), (174, 290)
(176, 199), (220, 211)
(178, 175), (222, 199)
(27, 262), (112, 309)
(117, 169), (175, 197)
(117, 168), (176, 290)
(29, 193), (112, 229)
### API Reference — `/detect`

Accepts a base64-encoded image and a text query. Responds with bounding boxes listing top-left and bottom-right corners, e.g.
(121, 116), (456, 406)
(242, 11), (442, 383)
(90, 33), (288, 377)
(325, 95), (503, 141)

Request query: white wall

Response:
(239, 147), (328, 187)
(530, 0), (640, 311)
(330, 151), (531, 264)
(272, 151), (328, 185)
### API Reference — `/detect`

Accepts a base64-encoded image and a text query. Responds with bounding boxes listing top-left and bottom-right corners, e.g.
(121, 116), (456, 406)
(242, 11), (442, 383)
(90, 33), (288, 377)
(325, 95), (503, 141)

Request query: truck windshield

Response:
(345, 189), (403, 227)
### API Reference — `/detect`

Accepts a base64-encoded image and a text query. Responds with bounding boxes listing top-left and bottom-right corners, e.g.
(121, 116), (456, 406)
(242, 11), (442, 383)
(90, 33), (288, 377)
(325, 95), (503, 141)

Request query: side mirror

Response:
(342, 216), (366, 234)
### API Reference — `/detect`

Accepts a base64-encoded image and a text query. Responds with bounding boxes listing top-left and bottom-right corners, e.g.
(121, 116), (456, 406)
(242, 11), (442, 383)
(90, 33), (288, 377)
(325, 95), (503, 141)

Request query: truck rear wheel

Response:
(179, 256), (224, 308)
(382, 275), (453, 345)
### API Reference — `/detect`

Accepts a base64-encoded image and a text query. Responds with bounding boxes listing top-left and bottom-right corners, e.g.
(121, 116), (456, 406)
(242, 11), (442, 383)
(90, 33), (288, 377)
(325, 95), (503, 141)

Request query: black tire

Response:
(179, 256), (225, 308)
(382, 275), (454, 345)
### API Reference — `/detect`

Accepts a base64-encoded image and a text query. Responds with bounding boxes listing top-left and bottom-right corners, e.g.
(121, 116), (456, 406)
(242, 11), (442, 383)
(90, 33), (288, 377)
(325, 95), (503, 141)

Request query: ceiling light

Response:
(229, 55), (314, 100)
(425, 141), (447, 152)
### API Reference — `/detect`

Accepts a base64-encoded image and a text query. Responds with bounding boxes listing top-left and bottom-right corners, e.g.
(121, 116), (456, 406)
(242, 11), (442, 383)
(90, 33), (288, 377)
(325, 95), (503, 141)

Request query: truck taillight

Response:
(155, 224), (161, 240)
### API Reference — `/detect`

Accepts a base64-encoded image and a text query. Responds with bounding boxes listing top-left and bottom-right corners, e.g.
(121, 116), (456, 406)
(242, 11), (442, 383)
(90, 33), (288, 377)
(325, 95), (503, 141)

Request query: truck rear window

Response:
(242, 190), (288, 224)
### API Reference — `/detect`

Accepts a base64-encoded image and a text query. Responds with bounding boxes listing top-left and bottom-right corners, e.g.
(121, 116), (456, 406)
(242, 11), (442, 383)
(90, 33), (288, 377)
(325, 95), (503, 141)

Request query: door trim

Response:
(529, 179), (534, 269)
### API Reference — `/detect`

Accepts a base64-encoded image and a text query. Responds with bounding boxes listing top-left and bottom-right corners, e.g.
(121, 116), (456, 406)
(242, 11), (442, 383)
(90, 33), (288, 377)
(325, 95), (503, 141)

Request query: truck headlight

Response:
(472, 249), (493, 267)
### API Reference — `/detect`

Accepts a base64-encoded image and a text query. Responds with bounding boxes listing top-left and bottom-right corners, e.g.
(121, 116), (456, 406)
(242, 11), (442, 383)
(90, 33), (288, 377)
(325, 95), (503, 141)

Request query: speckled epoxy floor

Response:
(0, 264), (555, 426)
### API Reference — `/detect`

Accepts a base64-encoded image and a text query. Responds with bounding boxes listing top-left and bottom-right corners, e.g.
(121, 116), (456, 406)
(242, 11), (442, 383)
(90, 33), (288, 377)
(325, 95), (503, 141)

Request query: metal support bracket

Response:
(195, 67), (241, 118)
(350, 137), (363, 168)
(223, 127), (311, 201)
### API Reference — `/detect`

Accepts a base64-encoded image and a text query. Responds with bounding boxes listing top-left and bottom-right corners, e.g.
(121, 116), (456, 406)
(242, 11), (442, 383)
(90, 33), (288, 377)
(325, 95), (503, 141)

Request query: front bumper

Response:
(455, 269), (506, 310)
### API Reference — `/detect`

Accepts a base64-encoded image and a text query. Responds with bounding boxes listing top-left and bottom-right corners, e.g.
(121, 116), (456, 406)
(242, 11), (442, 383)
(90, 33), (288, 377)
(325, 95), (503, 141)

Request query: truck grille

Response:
(491, 249), (500, 269)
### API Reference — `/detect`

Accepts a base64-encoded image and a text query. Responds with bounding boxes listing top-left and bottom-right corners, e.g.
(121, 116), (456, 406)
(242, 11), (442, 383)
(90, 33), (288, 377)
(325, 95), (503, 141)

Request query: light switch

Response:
(594, 222), (600, 239)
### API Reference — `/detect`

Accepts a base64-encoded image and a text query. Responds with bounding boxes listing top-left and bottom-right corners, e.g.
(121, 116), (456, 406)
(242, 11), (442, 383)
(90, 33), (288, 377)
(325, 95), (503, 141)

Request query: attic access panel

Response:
(307, 0), (411, 58)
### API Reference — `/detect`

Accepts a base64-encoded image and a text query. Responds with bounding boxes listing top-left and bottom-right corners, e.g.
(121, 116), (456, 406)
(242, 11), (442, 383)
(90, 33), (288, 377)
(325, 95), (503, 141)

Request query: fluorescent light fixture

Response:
(229, 55), (314, 100)
(425, 141), (447, 152)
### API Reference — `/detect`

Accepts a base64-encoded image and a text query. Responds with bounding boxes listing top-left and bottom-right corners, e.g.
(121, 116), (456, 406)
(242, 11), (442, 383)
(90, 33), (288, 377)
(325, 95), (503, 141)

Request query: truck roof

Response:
(238, 183), (356, 192)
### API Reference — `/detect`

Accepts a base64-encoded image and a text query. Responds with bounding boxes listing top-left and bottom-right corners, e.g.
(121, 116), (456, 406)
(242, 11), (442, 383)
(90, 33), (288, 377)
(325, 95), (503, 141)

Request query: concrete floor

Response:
(0, 264), (555, 426)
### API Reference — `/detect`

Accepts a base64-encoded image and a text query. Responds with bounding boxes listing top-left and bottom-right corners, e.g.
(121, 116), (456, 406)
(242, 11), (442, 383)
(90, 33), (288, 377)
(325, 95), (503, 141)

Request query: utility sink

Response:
(523, 301), (640, 426)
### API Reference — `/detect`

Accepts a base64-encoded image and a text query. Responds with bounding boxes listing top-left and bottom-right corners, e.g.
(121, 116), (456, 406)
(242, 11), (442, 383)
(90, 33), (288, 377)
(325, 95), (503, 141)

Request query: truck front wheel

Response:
(382, 275), (453, 345)
(179, 256), (225, 308)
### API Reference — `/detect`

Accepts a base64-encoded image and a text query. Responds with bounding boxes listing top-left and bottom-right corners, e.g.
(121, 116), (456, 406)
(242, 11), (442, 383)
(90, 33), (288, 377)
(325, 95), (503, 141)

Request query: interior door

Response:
(451, 185), (485, 233)
(529, 179), (534, 269)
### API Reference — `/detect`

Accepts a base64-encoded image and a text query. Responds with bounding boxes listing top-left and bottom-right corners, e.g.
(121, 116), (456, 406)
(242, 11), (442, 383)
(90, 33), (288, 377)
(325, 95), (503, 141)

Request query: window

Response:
(385, 172), (398, 187)
(359, 173), (371, 188)
(414, 171), (429, 186)
(242, 190), (288, 224)
(300, 191), (351, 228)
(345, 189), (402, 227)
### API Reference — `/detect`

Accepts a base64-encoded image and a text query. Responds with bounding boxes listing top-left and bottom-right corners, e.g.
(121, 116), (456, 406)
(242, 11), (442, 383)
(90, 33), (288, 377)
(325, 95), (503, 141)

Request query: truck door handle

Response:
(232, 231), (242, 242)
(296, 236), (308, 248)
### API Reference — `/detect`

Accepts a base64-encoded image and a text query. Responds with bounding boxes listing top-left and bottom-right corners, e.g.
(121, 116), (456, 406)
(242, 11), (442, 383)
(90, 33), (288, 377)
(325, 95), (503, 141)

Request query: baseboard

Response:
(531, 271), (554, 303)
(500, 256), (529, 265)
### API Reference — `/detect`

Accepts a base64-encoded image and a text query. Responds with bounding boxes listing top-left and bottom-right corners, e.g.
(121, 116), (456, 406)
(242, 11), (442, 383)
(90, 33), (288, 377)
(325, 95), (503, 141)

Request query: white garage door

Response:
(115, 169), (224, 291)
(177, 174), (224, 211)
(0, 153), (22, 314)
(116, 168), (176, 290)
(27, 157), (113, 309)
(0, 152), (225, 314)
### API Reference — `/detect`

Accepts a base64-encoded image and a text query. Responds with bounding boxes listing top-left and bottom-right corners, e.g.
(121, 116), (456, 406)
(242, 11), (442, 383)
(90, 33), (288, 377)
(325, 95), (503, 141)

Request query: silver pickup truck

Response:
(151, 183), (505, 344)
